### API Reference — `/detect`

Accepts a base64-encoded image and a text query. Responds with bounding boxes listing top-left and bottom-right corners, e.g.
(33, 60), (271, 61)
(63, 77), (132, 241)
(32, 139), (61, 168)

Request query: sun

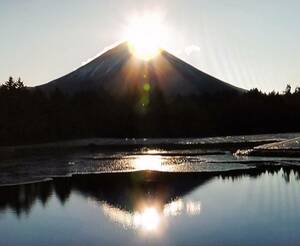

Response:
(125, 12), (166, 61)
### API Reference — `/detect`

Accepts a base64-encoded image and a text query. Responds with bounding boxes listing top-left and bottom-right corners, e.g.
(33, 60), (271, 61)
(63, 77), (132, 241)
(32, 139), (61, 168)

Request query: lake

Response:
(1, 134), (300, 245)
(1, 166), (300, 245)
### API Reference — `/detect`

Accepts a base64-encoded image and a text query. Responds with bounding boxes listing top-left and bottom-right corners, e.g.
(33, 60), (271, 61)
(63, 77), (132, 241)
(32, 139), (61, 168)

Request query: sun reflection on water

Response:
(100, 199), (201, 233)
(90, 150), (202, 234)
(133, 207), (161, 231)
(133, 155), (165, 171)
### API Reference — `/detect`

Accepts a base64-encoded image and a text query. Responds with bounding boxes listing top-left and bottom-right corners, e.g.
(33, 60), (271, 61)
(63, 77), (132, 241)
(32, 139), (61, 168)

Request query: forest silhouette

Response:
(1, 76), (300, 146)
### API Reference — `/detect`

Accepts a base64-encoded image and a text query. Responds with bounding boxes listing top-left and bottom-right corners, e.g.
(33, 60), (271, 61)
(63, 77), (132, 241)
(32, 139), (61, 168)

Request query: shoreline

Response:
(1, 162), (299, 188)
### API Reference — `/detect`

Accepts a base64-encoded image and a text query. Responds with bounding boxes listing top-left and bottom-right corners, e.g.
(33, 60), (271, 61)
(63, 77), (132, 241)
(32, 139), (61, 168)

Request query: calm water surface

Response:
(1, 167), (300, 246)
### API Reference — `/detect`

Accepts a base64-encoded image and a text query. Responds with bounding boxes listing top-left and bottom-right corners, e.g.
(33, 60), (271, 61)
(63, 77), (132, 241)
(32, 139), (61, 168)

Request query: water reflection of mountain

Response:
(0, 166), (299, 218)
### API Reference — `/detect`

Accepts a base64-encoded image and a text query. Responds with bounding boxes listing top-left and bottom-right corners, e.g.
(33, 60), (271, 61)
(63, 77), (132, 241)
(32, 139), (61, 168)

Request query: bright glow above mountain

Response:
(125, 12), (166, 60)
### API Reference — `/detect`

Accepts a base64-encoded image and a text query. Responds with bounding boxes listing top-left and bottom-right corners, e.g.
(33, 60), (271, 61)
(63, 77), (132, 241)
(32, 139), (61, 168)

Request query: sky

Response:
(1, 0), (300, 92)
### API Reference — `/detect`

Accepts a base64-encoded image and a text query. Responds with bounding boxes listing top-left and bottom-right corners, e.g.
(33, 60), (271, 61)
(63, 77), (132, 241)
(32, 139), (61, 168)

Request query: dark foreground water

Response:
(1, 166), (300, 246)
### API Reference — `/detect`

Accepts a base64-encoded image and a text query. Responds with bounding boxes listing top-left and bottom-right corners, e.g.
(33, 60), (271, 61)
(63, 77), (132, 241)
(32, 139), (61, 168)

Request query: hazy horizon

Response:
(1, 0), (300, 92)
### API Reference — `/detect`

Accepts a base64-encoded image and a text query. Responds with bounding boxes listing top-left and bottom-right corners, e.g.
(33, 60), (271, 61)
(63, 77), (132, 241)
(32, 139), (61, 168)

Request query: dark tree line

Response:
(1, 76), (300, 146)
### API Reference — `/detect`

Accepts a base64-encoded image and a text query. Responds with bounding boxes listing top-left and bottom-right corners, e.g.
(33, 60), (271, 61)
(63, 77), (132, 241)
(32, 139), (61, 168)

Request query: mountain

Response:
(36, 42), (244, 96)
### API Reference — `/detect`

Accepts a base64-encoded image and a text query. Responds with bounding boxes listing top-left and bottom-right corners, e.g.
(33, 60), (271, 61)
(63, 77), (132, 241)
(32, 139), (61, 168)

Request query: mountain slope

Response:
(37, 42), (245, 96)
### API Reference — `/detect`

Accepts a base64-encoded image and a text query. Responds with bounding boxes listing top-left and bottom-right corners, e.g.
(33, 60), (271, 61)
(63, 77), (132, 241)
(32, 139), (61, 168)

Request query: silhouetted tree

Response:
(2, 76), (15, 90)
(284, 84), (292, 95)
(15, 77), (25, 89)
(1, 76), (25, 91)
